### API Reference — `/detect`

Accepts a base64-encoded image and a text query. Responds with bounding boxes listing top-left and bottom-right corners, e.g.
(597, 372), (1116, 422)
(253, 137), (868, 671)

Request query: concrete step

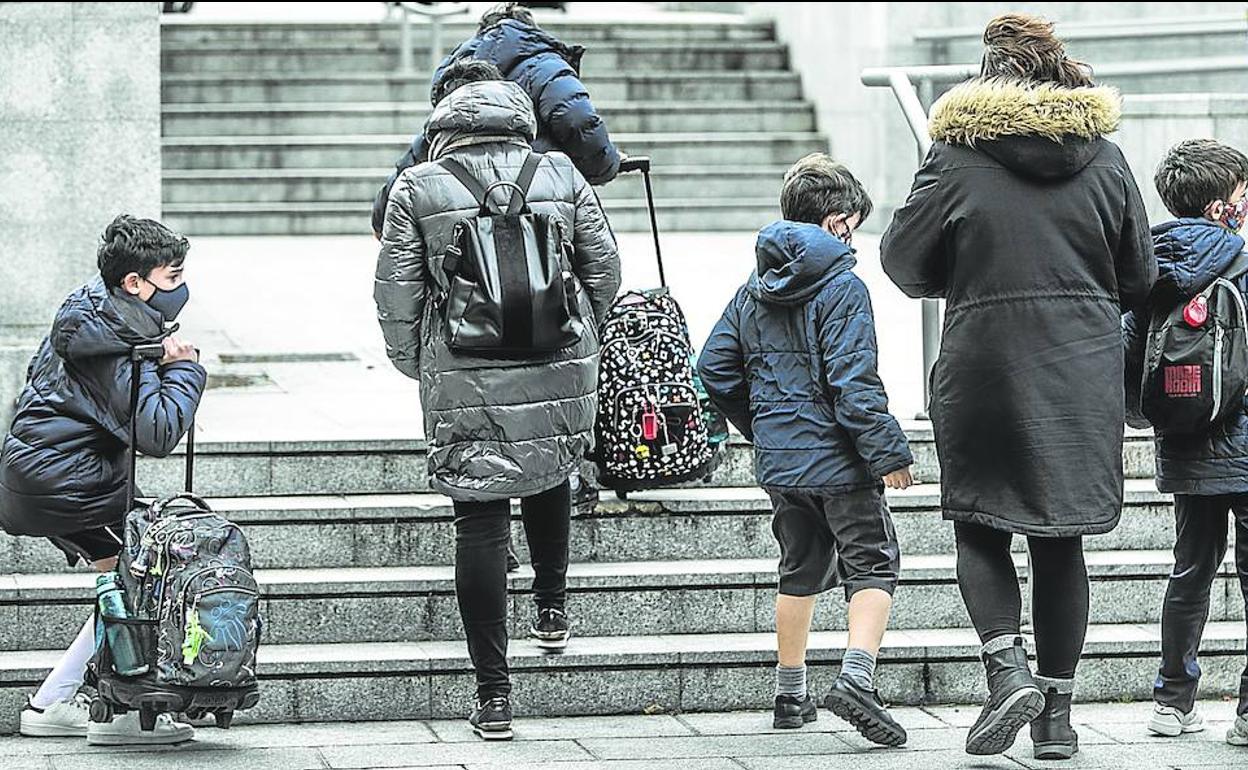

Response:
(127, 431), (1155, 499)
(917, 16), (1248, 66)
(3, 550), (1235, 650)
(159, 41), (790, 75)
(159, 72), (805, 104)
(161, 197), (782, 236)
(161, 132), (829, 170)
(3, 622), (1243, 731)
(161, 166), (790, 205)
(0, 484), (1179, 574)
(160, 21), (777, 47)
(160, 101), (817, 137)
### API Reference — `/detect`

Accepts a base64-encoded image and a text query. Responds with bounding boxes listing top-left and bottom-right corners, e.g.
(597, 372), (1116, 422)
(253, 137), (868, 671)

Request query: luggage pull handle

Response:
(127, 343), (196, 512)
(619, 155), (665, 289)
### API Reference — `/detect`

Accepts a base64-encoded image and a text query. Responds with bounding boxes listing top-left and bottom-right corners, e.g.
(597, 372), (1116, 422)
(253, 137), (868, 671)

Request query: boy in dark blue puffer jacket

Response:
(698, 154), (913, 746)
(1124, 139), (1248, 746)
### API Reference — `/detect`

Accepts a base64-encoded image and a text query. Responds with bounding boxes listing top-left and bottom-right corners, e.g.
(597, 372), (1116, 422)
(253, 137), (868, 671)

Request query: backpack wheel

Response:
(615, 490), (628, 501)
(139, 705), (158, 732)
(88, 697), (113, 724)
(214, 709), (235, 729)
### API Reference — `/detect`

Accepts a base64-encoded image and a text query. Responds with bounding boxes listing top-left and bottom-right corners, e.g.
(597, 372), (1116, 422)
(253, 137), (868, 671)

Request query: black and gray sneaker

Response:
(506, 548), (521, 573)
(530, 607), (571, 652)
(469, 696), (513, 741)
(773, 694), (817, 729)
(823, 676), (908, 747)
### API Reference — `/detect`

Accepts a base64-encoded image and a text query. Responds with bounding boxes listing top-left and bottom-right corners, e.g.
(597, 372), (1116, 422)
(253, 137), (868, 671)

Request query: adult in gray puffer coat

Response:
(374, 76), (620, 738)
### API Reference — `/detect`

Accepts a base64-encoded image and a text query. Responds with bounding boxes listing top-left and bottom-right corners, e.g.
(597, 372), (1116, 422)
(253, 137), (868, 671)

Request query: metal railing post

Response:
(398, 4), (415, 74)
(392, 2), (471, 76)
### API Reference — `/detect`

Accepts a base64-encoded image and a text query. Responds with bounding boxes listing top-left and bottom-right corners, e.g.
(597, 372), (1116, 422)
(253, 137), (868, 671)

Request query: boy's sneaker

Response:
(773, 694), (817, 729)
(1148, 704), (1204, 737)
(823, 676), (908, 747)
(530, 607), (571, 651)
(469, 696), (513, 741)
(19, 694), (90, 737)
(87, 712), (195, 746)
(1227, 713), (1248, 746)
(507, 548), (521, 573)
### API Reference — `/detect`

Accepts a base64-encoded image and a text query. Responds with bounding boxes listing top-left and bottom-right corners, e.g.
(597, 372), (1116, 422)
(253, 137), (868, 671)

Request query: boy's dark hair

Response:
(780, 154), (873, 226)
(479, 2), (535, 32)
(1155, 139), (1248, 218)
(431, 58), (505, 106)
(96, 214), (189, 288)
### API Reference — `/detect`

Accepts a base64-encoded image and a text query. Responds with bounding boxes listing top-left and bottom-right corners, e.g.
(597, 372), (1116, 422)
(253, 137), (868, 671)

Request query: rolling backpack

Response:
(436, 151), (585, 356)
(87, 343), (260, 731)
(593, 157), (726, 495)
(1141, 250), (1248, 435)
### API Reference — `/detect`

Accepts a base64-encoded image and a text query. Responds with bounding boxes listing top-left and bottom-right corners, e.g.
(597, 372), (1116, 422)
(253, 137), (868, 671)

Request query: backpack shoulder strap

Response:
(437, 157), (488, 209)
(508, 152), (543, 215)
(1223, 248), (1248, 282)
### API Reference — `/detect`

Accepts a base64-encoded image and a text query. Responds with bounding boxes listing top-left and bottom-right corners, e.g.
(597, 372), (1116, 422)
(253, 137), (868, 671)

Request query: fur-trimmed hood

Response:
(928, 78), (1122, 181)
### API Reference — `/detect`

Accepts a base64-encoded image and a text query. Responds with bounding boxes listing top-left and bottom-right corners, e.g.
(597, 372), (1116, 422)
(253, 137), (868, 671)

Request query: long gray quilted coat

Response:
(375, 80), (621, 502)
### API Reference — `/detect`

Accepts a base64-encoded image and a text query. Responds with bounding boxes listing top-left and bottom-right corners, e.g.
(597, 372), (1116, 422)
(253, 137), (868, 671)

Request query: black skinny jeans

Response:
(954, 521), (1089, 679)
(453, 481), (571, 700)
(1154, 494), (1248, 716)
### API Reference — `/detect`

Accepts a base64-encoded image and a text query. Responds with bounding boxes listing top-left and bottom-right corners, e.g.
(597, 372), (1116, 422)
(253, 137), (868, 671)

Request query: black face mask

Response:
(145, 281), (190, 322)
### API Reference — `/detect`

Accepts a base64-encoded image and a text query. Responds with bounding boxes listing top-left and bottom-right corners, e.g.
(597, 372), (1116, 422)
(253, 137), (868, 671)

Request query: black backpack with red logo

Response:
(1141, 251), (1248, 435)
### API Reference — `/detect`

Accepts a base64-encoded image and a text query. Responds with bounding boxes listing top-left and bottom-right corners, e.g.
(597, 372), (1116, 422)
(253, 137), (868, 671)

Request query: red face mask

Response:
(1214, 197), (1248, 232)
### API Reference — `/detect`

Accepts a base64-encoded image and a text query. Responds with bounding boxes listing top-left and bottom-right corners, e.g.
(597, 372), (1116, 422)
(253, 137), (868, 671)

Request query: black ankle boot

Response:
(1031, 676), (1078, 760)
(965, 636), (1044, 756)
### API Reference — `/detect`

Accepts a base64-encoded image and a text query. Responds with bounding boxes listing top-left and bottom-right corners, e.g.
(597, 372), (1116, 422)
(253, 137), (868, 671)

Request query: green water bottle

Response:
(95, 573), (149, 677)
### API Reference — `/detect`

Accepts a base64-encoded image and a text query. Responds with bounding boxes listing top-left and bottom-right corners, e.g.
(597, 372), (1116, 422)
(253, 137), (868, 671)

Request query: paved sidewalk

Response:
(1, 701), (1244, 769)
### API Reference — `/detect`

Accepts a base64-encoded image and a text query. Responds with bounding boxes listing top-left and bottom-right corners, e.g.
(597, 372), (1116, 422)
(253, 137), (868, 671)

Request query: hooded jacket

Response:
(375, 80), (621, 502)
(0, 277), (206, 537)
(698, 221), (913, 492)
(881, 78), (1156, 537)
(1124, 219), (1248, 495)
(371, 18), (621, 233)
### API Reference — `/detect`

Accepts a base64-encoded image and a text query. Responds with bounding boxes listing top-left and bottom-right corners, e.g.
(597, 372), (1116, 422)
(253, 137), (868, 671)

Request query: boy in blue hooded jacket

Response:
(698, 154), (914, 745)
(1123, 139), (1248, 746)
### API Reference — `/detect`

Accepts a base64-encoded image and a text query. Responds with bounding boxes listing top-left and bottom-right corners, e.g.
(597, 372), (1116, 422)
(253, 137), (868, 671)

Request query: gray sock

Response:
(840, 648), (877, 691)
(776, 664), (807, 700)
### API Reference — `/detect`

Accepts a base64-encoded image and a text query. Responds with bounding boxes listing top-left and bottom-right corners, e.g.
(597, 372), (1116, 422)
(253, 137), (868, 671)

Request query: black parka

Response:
(881, 79), (1156, 537)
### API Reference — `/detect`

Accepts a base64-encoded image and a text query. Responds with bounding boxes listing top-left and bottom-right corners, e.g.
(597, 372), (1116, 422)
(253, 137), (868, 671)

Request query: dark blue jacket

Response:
(0, 278), (206, 537)
(697, 222), (913, 492)
(371, 19), (621, 233)
(1124, 218), (1248, 495)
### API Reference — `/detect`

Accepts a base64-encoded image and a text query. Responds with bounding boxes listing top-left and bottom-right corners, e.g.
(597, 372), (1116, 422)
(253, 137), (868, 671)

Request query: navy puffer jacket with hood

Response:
(1124, 218), (1248, 495)
(698, 221), (913, 492)
(0, 277), (206, 537)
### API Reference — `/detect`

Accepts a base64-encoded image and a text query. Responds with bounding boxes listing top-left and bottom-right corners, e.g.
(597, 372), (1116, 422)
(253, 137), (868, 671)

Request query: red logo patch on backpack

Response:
(1163, 365), (1202, 397)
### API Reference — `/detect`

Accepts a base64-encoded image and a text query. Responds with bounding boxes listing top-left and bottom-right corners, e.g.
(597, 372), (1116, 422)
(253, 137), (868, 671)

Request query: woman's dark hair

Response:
(780, 153), (873, 226)
(1155, 139), (1248, 218)
(479, 2), (535, 32)
(97, 214), (189, 288)
(980, 13), (1093, 88)
(431, 58), (505, 106)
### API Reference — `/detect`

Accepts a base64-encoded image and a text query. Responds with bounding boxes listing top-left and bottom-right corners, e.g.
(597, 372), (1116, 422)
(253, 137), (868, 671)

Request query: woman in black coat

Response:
(880, 14), (1156, 760)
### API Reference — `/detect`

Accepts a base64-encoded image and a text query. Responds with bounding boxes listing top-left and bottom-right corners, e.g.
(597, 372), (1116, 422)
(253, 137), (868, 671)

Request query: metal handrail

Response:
(393, 2), (470, 74)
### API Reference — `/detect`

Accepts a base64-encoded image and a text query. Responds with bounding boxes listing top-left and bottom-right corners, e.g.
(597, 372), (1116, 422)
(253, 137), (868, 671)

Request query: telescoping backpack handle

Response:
(126, 343), (196, 511)
(618, 155), (666, 289)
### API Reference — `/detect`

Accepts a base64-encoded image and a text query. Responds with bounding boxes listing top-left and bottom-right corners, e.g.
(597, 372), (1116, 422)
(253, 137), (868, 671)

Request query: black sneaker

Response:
(469, 696), (513, 741)
(506, 548), (520, 573)
(530, 607), (571, 652)
(823, 676), (908, 747)
(773, 694), (817, 729)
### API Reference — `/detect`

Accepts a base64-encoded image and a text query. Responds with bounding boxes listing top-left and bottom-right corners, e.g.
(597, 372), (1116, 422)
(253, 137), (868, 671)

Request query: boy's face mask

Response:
(1218, 197), (1248, 232)
(144, 278), (190, 322)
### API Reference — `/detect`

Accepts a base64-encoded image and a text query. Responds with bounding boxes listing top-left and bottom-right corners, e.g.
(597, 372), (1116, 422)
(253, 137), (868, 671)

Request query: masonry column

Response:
(0, 2), (161, 427)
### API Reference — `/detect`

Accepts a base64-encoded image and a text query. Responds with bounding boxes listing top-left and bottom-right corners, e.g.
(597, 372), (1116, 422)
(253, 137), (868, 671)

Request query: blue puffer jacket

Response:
(698, 222), (913, 492)
(0, 277), (206, 537)
(371, 19), (621, 233)
(1124, 218), (1248, 495)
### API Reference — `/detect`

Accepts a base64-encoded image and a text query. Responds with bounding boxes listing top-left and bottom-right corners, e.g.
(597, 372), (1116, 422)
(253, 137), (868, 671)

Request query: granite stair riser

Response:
(160, 106), (816, 137)
(930, 34), (1248, 66)
(0, 498), (1182, 573)
(161, 24), (777, 46)
(159, 75), (806, 104)
(0, 564), (1236, 650)
(159, 45), (790, 74)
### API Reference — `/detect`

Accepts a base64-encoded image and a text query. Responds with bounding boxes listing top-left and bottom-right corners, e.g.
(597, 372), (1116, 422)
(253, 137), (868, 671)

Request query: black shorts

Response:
(47, 523), (125, 567)
(767, 486), (901, 599)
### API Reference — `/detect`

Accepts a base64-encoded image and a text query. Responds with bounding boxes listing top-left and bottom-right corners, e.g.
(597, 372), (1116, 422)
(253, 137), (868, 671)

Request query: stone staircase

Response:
(2, 427), (1244, 732)
(158, 19), (828, 236)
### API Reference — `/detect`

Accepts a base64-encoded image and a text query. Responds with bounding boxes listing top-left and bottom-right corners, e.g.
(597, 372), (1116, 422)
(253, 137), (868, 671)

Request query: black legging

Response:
(453, 481), (571, 700)
(954, 521), (1089, 679)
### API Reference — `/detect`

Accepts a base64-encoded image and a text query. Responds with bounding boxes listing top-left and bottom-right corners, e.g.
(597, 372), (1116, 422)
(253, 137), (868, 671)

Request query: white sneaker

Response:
(1228, 714), (1248, 746)
(1148, 704), (1205, 737)
(87, 711), (195, 746)
(19, 693), (90, 737)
